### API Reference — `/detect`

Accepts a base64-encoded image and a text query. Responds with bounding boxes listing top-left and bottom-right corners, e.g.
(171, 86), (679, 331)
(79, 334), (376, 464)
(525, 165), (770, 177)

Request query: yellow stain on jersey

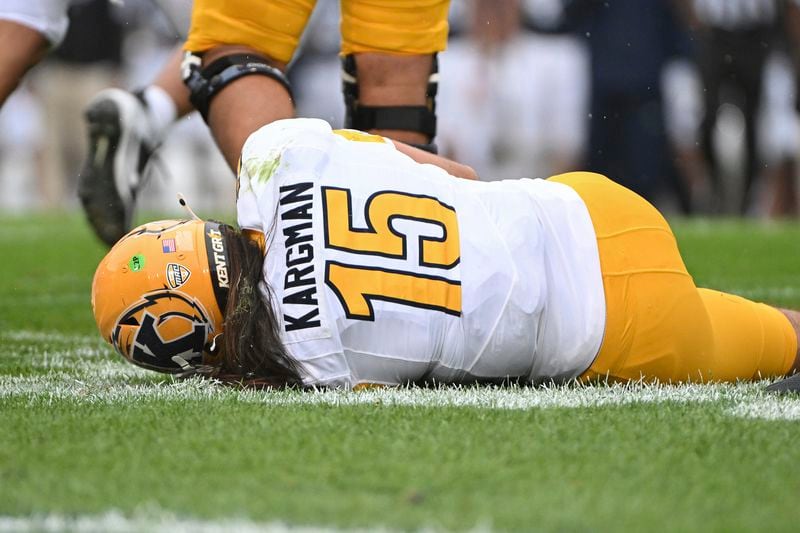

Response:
(243, 154), (282, 185)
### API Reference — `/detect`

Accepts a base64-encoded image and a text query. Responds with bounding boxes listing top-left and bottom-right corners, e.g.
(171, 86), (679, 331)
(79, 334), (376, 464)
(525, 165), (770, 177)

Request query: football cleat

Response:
(78, 88), (156, 247)
(92, 219), (231, 374)
(765, 373), (800, 394)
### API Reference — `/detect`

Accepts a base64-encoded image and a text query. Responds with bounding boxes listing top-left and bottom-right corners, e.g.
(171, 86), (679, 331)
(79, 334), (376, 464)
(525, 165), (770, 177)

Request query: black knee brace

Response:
(341, 54), (439, 153)
(182, 52), (293, 122)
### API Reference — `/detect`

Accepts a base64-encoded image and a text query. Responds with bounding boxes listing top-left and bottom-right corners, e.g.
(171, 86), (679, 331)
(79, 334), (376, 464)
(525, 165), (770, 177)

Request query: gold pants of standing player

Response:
(185, 0), (451, 62)
(551, 172), (797, 383)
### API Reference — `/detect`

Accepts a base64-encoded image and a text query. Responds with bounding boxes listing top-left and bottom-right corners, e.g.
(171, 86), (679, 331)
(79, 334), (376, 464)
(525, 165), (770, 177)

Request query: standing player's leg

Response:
(550, 172), (799, 383)
(343, 53), (436, 149)
(182, 0), (450, 170)
(81, 0), (314, 245)
(0, 20), (49, 107)
(180, 0), (316, 171)
(79, 47), (195, 246)
(339, 0), (450, 152)
(190, 45), (294, 172)
(0, 0), (72, 109)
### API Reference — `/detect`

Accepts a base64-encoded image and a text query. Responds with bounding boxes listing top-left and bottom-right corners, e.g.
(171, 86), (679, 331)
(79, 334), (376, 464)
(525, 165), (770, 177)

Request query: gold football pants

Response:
(551, 172), (797, 383)
(185, 0), (451, 63)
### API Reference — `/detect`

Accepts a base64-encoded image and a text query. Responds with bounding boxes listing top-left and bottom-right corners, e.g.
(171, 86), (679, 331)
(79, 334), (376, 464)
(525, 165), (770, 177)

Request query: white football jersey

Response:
(237, 118), (605, 388)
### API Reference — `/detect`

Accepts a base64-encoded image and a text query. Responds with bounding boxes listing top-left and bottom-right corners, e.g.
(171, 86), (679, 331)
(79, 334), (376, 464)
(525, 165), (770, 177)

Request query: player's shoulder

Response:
(242, 118), (334, 159)
(239, 118), (336, 185)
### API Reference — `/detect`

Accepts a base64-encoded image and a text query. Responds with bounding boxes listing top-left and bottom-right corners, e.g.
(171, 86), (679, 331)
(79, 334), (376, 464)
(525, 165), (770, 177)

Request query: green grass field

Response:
(2, 213), (800, 532)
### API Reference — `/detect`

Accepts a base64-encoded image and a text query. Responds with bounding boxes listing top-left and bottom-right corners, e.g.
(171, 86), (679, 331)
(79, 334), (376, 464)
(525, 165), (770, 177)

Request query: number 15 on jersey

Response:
(322, 186), (462, 321)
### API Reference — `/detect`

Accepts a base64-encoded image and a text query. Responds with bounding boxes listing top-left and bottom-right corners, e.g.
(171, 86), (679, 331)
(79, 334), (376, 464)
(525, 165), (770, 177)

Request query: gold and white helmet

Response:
(91, 219), (231, 373)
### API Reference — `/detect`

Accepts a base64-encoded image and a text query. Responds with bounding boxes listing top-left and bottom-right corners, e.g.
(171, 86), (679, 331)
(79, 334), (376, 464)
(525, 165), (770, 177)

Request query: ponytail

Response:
(215, 225), (303, 387)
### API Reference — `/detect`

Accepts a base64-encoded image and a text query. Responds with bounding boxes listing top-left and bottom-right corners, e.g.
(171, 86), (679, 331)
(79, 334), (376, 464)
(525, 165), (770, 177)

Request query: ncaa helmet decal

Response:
(112, 290), (213, 372)
(92, 218), (232, 373)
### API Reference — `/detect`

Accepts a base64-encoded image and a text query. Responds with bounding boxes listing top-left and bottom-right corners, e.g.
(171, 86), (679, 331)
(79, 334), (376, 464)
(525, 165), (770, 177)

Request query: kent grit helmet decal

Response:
(92, 219), (231, 373)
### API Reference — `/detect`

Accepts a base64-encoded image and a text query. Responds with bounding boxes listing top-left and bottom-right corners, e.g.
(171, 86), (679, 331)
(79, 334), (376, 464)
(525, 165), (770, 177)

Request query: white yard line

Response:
(727, 286), (800, 301)
(0, 330), (98, 344)
(3, 330), (800, 419)
(0, 511), (439, 533)
(728, 396), (800, 420)
(4, 370), (800, 421)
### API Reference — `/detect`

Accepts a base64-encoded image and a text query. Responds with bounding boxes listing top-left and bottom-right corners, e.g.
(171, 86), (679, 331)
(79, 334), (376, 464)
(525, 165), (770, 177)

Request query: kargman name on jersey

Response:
(279, 182), (321, 332)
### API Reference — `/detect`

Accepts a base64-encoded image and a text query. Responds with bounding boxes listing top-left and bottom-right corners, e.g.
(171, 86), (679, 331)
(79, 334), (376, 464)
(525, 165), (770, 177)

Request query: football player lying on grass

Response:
(91, 118), (800, 390)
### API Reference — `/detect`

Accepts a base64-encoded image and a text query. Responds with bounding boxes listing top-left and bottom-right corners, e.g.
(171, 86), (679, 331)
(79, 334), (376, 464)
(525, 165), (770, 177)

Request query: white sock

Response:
(141, 85), (177, 141)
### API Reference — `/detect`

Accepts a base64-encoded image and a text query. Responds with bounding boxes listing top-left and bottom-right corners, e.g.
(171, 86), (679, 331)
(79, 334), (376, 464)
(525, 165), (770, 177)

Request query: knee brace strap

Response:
(342, 54), (439, 144)
(350, 106), (436, 137)
(182, 52), (293, 122)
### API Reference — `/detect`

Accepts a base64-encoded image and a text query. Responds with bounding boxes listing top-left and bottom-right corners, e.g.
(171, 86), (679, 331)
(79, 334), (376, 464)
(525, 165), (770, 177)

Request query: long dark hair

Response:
(214, 225), (303, 388)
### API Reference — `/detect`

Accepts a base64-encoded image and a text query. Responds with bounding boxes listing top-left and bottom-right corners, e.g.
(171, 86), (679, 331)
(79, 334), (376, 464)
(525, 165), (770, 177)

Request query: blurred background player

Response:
(564, 0), (691, 209)
(0, 0), (204, 214)
(678, 0), (784, 214)
(437, 0), (588, 181)
(79, 0), (450, 247)
(0, 0), (71, 108)
(78, 45), (194, 246)
(767, 0), (800, 216)
(40, 0), (126, 208)
(755, 0), (800, 217)
(0, 0), (130, 208)
(759, 36), (800, 217)
(77, 0), (195, 247)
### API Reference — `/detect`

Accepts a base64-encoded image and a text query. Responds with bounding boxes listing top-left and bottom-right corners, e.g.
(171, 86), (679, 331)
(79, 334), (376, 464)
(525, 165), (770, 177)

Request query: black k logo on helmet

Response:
(112, 290), (214, 373)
